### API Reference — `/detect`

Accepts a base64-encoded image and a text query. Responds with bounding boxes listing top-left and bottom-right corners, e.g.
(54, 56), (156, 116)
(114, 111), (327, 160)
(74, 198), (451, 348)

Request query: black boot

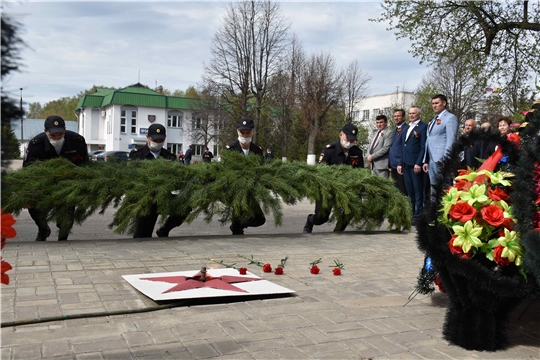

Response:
(229, 223), (244, 235)
(303, 215), (313, 233)
(35, 226), (51, 241)
(156, 226), (169, 238)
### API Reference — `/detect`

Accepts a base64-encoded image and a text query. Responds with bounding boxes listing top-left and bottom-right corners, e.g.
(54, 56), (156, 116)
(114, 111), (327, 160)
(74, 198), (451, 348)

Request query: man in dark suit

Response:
(388, 109), (408, 196)
(398, 106), (427, 224)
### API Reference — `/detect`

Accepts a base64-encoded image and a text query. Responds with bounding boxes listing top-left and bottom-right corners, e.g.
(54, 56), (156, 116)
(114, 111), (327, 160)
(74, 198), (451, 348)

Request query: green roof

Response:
(76, 83), (197, 110)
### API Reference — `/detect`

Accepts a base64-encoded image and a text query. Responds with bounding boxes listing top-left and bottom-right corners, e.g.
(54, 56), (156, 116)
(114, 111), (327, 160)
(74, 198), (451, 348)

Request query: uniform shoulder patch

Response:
(133, 148), (138, 152)
(226, 145), (230, 149)
(326, 144), (331, 148)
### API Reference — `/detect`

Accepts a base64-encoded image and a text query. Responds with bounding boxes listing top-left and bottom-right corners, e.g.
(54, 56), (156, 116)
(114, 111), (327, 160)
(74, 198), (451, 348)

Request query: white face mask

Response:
(238, 136), (252, 145)
(49, 137), (65, 147)
(340, 139), (353, 150)
(149, 141), (163, 151)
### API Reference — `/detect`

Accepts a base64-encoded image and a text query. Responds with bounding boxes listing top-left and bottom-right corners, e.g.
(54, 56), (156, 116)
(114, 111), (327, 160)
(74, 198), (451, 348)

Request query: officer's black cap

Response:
(237, 118), (254, 131)
(341, 123), (358, 141)
(44, 116), (66, 134)
(148, 123), (166, 140)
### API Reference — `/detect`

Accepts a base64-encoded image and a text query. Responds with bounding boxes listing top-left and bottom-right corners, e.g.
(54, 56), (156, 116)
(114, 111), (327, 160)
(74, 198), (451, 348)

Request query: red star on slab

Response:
(140, 272), (261, 294)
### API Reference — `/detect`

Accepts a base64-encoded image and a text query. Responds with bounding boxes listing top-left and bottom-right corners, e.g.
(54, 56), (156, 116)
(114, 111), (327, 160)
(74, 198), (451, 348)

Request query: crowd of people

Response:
(22, 97), (516, 240)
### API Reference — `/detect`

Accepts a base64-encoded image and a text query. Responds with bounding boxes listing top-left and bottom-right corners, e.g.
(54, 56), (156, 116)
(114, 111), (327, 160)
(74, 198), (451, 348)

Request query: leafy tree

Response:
(204, 0), (290, 142)
(27, 102), (42, 119)
(413, 82), (440, 124)
(39, 96), (80, 120)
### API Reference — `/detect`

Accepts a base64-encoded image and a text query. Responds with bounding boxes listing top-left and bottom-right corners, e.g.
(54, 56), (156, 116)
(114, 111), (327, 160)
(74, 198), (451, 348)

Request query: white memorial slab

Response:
(123, 268), (295, 301)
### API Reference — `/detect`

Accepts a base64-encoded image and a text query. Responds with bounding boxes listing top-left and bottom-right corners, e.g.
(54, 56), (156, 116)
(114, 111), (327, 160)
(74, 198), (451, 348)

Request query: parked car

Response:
(88, 150), (104, 160)
(92, 151), (130, 162)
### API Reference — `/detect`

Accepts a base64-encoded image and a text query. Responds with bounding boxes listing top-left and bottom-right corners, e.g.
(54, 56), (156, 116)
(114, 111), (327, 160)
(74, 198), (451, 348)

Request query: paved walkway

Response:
(1, 231), (539, 359)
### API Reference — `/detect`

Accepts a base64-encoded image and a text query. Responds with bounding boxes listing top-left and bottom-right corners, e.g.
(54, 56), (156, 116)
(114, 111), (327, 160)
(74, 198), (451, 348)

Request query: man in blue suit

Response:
(422, 94), (458, 198)
(388, 109), (408, 196)
(398, 106), (427, 223)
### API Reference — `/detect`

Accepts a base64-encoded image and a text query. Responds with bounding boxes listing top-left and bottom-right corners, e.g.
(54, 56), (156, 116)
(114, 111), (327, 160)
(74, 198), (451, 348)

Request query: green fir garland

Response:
(2, 151), (412, 235)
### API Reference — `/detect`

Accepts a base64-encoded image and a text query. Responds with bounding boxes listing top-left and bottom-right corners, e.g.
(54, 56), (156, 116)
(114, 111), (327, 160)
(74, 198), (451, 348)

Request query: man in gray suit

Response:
(367, 114), (393, 178)
(422, 94), (458, 197)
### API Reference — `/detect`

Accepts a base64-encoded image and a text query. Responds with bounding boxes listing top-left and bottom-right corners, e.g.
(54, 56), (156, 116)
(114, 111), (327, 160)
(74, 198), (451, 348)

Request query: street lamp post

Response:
(19, 88), (24, 156)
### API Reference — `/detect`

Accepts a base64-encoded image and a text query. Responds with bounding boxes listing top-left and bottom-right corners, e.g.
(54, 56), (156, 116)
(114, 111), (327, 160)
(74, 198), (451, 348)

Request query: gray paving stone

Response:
(10, 343), (41, 359)
(207, 336), (244, 356)
(71, 337), (128, 354)
(42, 339), (72, 358)
(75, 353), (105, 360)
(183, 340), (220, 358)
(122, 331), (153, 348)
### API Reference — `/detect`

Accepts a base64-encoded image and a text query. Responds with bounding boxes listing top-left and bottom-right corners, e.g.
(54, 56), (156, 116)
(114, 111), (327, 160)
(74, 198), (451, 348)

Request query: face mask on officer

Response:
(49, 137), (65, 147)
(340, 139), (353, 150)
(149, 141), (164, 151)
(238, 136), (252, 145)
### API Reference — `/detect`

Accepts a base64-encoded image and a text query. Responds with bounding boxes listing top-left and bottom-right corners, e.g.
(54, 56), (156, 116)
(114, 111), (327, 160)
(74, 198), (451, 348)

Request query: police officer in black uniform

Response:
(129, 123), (180, 238)
(226, 118), (266, 235)
(303, 123), (364, 233)
(23, 115), (89, 241)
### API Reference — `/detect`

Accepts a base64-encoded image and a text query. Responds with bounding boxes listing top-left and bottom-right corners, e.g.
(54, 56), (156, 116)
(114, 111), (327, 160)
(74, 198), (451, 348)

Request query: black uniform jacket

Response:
(23, 130), (88, 167)
(129, 145), (177, 160)
(318, 141), (364, 168)
(226, 140), (263, 156)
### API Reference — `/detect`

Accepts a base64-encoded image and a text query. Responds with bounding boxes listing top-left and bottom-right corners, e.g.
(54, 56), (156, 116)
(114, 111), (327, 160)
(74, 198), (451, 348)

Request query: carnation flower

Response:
(239, 267), (247, 275)
(332, 268), (341, 276)
(310, 265), (320, 274)
(274, 267), (284, 275)
(262, 263), (272, 273)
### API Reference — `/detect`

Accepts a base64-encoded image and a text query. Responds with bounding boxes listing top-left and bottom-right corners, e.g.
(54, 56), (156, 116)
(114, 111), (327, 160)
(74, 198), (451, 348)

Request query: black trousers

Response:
(133, 204), (188, 238)
(231, 202), (266, 230)
(390, 168), (407, 196)
(309, 200), (349, 231)
(28, 207), (74, 239)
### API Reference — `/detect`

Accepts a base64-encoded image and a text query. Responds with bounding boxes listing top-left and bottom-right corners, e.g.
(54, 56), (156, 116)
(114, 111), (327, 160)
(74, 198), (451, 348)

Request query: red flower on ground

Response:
(493, 245), (512, 267)
(332, 268), (341, 276)
(239, 267), (247, 275)
(481, 204), (505, 227)
(1, 260), (12, 285)
(488, 187), (509, 202)
(274, 267), (284, 275)
(262, 263), (272, 273)
(447, 235), (472, 259)
(449, 202), (477, 223)
(310, 265), (320, 274)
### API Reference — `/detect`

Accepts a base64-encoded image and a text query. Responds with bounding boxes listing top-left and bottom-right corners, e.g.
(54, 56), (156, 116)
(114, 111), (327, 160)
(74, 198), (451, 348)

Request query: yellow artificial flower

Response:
(452, 220), (484, 253)
(440, 187), (462, 218)
(460, 184), (488, 206)
(478, 170), (512, 186)
(455, 171), (482, 182)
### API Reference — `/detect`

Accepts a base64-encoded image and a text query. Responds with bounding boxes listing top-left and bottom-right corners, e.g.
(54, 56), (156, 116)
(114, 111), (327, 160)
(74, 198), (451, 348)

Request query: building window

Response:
(193, 144), (204, 156)
(168, 111), (183, 128)
(167, 143), (182, 154)
(362, 110), (370, 121)
(352, 111), (359, 121)
(373, 109), (380, 118)
(191, 113), (203, 129)
(121, 107), (137, 134)
(384, 107), (391, 117)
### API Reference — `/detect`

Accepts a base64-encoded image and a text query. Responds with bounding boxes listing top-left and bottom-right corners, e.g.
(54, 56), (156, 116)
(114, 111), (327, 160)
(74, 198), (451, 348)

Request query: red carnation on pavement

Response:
(262, 263), (272, 273)
(239, 267), (247, 275)
(274, 267), (284, 275)
(332, 268), (341, 276)
(310, 265), (320, 274)
(449, 202), (477, 223)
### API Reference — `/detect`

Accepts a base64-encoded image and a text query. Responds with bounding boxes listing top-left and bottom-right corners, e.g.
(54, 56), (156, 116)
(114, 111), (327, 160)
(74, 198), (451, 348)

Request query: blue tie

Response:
(428, 116), (438, 134)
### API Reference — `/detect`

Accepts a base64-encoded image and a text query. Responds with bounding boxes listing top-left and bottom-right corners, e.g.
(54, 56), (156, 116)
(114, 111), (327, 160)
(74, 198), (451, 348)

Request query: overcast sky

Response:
(3, 1), (429, 110)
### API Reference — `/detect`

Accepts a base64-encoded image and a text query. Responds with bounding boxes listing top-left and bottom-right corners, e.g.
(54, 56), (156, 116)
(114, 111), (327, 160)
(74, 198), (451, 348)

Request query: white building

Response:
(353, 91), (416, 135)
(75, 83), (220, 159)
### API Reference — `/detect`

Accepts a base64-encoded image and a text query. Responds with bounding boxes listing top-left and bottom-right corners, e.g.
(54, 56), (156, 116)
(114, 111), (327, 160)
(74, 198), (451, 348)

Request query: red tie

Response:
(370, 131), (381, 154)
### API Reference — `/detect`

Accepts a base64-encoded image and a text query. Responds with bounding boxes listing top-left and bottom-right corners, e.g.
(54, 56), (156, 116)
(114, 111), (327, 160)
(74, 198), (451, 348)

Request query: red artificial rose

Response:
(1, 260), (12, 285)
(262, 263), (272, 273)
(457, 169), (470, 177)
(310, 265), (320, 274)
(488, 187), (509, 202)
(434, 276), (446, 293)
(447, 235), (472, 259)
(239, 267), (247, 275)
(449, 202), (477, 223)
(332, 268), (341, 276)
(493, 245), (512, 267)
(1, 212), (16, 239)
(481, 204), (505, 227)
(454, 179), (469, 191)
(274, 267), (284, 275)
